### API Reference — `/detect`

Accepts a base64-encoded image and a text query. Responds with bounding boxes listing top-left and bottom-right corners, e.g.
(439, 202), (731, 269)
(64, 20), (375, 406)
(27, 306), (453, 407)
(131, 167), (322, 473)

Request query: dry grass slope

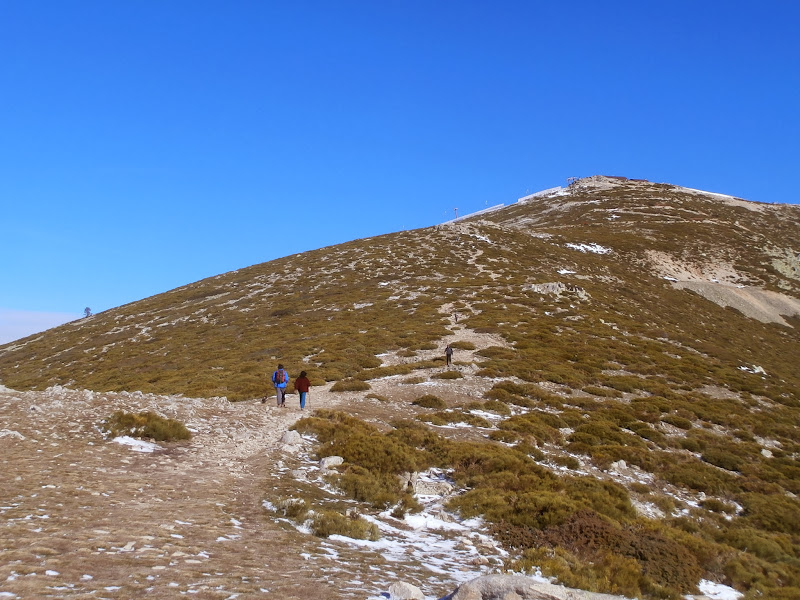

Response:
(1, 176), (799, 599)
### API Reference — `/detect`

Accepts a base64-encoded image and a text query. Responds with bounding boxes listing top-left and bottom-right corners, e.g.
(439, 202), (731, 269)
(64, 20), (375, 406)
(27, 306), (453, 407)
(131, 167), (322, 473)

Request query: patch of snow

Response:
(693, 579), (743, 600)
(557, 269), (576, 275)
(738, 365), (766, 375)
(0, 430), (25, 441)
(517, 187), (565, 202)
(112, 436), (161, 453)
(566, 243), (611, 254)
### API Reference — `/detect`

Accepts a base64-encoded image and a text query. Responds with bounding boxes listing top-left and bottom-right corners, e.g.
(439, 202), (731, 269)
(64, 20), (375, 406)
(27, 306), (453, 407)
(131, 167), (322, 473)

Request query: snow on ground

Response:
(692, 579), (743, 600)
(111, 435), (161, 452)
(566, 243), (611, 254)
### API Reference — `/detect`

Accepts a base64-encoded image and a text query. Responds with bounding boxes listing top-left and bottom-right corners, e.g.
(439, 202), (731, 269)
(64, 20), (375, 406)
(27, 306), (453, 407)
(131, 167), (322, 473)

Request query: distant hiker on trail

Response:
(294, 371), (311, 410)
(445, 344), (454, 366)
(272, 364), (289, 408)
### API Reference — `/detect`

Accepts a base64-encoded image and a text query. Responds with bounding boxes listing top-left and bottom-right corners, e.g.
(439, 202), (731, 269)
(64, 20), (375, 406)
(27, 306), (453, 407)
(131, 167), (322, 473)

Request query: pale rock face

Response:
(319, 455), (344, 470)
(440, 574), (629, 600)
(389, 581), (425, 599)
(280, 430), (303, 446)
(414, 480), (453, 495)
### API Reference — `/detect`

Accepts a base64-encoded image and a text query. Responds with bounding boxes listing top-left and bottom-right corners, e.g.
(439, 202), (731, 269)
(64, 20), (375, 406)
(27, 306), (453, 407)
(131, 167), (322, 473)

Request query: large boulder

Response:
(439, 574), (628, 600)
(319, 455), (344, 470)
(280, 430), (303, 446)
(389, 581), (425, 599)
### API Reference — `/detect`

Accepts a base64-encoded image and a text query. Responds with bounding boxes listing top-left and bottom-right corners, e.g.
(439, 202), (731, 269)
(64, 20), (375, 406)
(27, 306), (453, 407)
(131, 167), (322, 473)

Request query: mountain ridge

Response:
(2, 175), (800, 599)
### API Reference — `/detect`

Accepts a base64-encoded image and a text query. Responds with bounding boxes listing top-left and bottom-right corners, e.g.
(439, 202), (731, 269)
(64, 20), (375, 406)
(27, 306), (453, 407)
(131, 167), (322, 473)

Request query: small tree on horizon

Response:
(84, 307), (92, 318)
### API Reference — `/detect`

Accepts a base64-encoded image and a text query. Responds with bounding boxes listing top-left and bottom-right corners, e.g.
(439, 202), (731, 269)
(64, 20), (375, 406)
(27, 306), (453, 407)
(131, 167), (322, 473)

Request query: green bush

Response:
(412, 395), (447, 409)
(330, 378), (371, 392)
(104, 410), (191, 442)
(662, 415), (693, 430)
(310, 509), (380, 541)
(449, 341), (476, 350)
(276, 498), (310, 520)
(740, 493), (800, 534)
(701, 447), (745, 472)
(335, 466), (404, 508)
(419, 411), (491, 428)
(432, 370), (464, 379)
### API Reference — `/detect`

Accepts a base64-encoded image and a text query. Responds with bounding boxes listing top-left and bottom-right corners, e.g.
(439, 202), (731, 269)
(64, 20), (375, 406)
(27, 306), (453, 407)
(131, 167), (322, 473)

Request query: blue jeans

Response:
(299, 392), (307, 409)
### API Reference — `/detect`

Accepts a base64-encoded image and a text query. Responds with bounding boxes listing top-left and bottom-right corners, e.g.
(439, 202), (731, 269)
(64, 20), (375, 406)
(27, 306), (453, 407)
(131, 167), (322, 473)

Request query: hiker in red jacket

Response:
(294, 371), (311, 410)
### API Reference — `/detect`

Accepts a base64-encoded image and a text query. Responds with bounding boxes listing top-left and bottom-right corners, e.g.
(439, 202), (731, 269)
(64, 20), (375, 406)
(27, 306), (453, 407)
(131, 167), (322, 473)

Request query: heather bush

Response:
(330, 378), (371, 392)
(412, 394), (446, 409)
(740, 493), (800, 534)
(418, 410), (491, 428)
(662, 414), (693, 430)
(432, 370), (463, 379)
(276, 498), (309, 520)
(498, 413), (562, 446)
(662, 460), (739, 495)
(449, 341), (476, 350)
(310, 509), (380, 541)
(104, 410), (191, 442)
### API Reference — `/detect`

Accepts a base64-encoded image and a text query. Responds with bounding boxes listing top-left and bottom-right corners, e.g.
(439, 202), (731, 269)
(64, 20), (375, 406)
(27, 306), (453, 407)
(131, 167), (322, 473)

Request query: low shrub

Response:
(432, 370), (464, 380)
(740, 493), (800, 534)
(476, 399), (512, 416)
(310, 509), (380, 541)
(499, 413), (562, 446)
(488, 430), (521, 444)
(335, 466), (404, 508)
(365, 393), (388, 402)
(661, 460), (739, 495)
(276, 498), (309, 521)
(412, 395), (447, 409)
(449, 341), (476, 350)
(104, 410), (191, 442)
(419, 411), (491, 428)
(700, 498), (736, 514)
(701, 447), (745, 472)
(662, 415), (693, 430)
(330, 378), (371, 392)
(582, 385), (623, 398)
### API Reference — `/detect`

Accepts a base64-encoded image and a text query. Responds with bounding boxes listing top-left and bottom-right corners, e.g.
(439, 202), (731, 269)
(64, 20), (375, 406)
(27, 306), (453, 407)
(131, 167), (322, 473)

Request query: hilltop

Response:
(1, 176), (799, 599)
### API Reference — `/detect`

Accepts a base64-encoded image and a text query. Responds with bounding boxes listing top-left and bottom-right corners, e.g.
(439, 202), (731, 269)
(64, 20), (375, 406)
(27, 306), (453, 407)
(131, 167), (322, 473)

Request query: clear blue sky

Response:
(1, 1), (798, 344)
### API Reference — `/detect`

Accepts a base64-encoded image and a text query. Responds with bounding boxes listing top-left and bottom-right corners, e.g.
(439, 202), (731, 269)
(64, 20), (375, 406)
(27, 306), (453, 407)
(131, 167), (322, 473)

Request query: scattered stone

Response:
(397, 471), (419, 490)
(439, 574), (628, 600)
(280, 430), (303, 446)
(389, 581), (425, 599)
(414, 480), (453, 496)
(319, 456), (344, 470)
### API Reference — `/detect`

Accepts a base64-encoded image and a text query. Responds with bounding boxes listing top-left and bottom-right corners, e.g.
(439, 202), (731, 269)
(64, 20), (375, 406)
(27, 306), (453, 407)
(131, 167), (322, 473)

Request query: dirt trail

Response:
(0, 384), (370, 599)
(0, 319), (513, 600)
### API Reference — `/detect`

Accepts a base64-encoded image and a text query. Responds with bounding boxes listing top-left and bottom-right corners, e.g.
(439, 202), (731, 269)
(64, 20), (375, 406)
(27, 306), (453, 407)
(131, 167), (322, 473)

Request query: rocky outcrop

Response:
(389, 581), (425, 599)
(438, 574), (629, 600)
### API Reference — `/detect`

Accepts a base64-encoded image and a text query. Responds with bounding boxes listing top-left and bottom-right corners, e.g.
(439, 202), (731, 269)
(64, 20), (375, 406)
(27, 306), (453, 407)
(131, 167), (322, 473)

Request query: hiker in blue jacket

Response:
(272, 364), (289, 408)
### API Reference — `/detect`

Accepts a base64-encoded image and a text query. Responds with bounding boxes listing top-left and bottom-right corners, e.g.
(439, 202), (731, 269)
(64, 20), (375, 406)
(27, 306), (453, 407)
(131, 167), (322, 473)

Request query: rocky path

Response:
(0, 321), (645, 600)
(0, 384), (375, 599)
